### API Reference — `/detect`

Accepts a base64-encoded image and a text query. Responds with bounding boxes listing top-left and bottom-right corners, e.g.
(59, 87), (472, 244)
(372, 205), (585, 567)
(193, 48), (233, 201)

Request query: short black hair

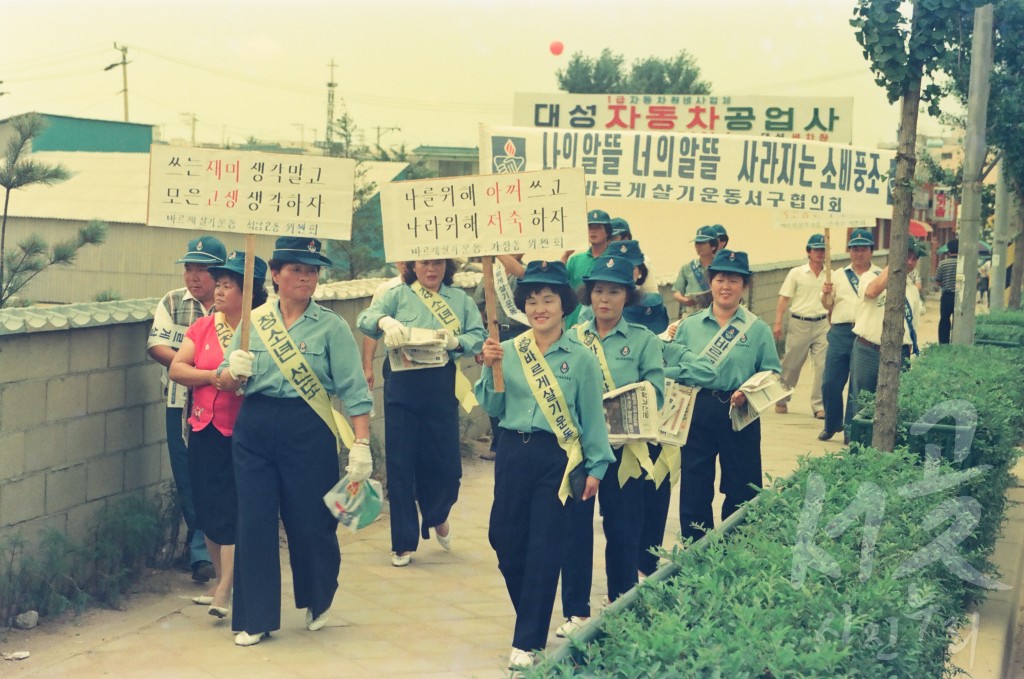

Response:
(402, 259), (456, 286)
(709, 270), (751, 287)
(514, 282), (578, 318)
(579, 281), (643, 307)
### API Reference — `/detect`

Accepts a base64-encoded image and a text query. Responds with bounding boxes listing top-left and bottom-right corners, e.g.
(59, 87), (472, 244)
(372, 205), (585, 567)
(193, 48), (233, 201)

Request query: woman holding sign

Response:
(356, 259), (485, 567)
(475, 260), (614, 670)
(168, 251), (268, 620)
(556, 253), (665, 638)
(218, 237), (373, 647)
(670, 250), (781, 542)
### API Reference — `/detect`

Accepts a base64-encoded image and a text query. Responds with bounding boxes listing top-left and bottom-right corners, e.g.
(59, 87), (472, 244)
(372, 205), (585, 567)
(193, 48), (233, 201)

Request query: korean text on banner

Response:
(147, 146), (356, 240)
(513, 93), (854, 145)
(480, 124), (896, 219)
(379, 168), (587, 262)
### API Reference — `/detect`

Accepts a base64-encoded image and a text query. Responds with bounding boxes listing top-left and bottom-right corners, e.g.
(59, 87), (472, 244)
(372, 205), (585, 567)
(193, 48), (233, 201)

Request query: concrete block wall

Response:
(0, 320), (166, 548)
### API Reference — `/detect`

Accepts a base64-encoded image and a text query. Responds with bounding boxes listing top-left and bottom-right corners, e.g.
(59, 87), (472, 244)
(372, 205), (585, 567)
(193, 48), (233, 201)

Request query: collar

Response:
(697, 304), (749, 327)
(179, 287), (215, 312)
(584, 316), (630, 338)
(276, 298), (321, 321)
(545, 330), (575, 355)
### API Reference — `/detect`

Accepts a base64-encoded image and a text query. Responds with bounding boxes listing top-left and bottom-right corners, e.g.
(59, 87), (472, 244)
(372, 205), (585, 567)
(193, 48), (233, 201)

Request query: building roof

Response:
(411, 145), (480, 159)
(0, 112), (155, 129)
(6, 152), (407, 225)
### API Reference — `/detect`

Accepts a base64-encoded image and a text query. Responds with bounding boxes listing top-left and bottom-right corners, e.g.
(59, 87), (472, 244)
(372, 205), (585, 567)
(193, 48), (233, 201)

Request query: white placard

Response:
(147, 145), (356, 240)
(481, 125), (896, 219)
(513, 93), (854, 144)
(379, 168), (587, 261)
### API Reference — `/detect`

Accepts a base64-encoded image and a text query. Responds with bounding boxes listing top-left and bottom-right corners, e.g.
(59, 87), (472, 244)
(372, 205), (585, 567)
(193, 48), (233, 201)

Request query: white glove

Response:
(438, 329), (460, 351)
(346, 442), (373, 483)
(228, 350), (254, 379)
(378, 316), (409, 348)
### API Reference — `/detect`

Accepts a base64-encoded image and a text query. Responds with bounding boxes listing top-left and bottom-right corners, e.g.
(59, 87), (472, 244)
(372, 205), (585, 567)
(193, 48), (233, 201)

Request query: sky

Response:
(1, 0), (951, 152)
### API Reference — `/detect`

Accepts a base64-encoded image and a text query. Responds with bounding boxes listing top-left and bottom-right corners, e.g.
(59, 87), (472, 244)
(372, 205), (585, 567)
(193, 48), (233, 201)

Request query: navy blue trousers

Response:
(821, 323), (857, 436)
(561, 446), (644, 616)
(489, 429), (569, 652)
(383, 361), (462, 553)
(637, 443), (671, 576)
(166, 407), (210, 565)
(679, 390), (762, 541)
(231, 396), (340, 635)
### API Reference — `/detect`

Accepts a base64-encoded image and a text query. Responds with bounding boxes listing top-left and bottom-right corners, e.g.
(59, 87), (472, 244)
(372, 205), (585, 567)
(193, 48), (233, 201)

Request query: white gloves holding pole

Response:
(228, 350), (255, 379)
(346, 442), (373, 483)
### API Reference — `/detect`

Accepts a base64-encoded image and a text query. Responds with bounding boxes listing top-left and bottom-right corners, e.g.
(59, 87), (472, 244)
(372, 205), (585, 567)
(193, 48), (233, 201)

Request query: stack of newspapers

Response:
(729, 371), (792, 431)
(603, 381), (660, 446)
(659, 380), (699, 446)
(387, 327), (450, 372)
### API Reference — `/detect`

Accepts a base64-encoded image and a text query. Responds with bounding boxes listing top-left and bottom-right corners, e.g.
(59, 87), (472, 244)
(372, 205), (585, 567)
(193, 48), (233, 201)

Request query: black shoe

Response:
(192, 560), (215, 583)
(817, 429), (836, 441)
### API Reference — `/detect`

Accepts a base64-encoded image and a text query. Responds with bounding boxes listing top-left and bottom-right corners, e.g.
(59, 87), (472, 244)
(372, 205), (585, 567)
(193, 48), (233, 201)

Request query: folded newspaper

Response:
(729, 371), (792, 431)
(659, 380), (699, 446)
(604, 381), (659, 445)
(386, 327), (450, 372)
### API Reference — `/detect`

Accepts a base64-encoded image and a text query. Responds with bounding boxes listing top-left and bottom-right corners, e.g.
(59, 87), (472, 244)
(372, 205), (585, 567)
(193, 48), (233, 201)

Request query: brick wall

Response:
(0, 319), (166, 548)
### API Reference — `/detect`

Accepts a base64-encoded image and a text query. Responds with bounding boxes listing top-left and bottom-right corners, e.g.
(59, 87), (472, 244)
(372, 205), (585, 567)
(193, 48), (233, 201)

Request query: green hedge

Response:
(976, 310), (1024, 345)
(531, 449), (985, 678)
(532, 342), (1022, 678)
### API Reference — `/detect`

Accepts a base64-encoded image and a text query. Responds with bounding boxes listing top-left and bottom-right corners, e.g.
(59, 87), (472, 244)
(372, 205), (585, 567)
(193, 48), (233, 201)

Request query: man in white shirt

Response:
(849, 241), (926, 414)
(774, 234), (830, 417)
(818, 228), (880, 441)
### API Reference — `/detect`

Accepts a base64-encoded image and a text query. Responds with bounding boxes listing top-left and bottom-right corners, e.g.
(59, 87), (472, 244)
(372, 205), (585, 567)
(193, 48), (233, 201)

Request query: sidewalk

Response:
(4, 301), (1020, 678)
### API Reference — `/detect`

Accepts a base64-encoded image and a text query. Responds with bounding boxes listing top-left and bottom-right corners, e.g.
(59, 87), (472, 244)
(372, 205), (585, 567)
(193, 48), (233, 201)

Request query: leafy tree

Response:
(556, 48), (711, 94)
(0, 113), (107, 308)
(851, 0), (985, 451)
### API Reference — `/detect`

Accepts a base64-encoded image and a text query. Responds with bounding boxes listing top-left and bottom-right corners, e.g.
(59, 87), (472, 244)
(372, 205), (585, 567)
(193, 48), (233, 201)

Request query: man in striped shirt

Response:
(934, 238), (958, 344)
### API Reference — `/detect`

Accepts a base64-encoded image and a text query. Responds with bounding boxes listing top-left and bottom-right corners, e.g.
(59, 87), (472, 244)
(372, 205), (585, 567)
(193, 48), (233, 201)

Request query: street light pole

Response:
(104, 44), (130, 122)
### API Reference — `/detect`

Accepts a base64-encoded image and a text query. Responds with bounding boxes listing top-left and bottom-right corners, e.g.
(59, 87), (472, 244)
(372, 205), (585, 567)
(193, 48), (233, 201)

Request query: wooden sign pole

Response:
(239, 234), (256, 352)
(823, 227), (834, 309)
(481, 256), (505, 392)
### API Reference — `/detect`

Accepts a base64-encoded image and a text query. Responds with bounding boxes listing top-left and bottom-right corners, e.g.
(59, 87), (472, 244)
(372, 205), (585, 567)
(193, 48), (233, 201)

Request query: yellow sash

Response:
(651, 444), (681, 488)
(514, 330), (584, 504)
(251, 302), (355, 451)
(409, 281), (478, 413)
(213, 313), (233, 351)
(575, 325), (654, 487)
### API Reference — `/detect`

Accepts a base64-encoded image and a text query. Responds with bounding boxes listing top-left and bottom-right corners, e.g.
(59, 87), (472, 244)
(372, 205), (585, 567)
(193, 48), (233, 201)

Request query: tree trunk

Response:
(0, 188), (11, 306)
(1010, 192), (1024, 309)
(871, 77), (921, 452)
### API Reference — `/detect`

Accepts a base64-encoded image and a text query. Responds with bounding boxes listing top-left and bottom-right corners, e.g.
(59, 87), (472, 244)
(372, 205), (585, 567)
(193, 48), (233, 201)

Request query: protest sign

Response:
(379, 168), (587, 262)
(480, 125), (896, 220)
(514, 92), (854, 144)
(147, 145), (356, 240)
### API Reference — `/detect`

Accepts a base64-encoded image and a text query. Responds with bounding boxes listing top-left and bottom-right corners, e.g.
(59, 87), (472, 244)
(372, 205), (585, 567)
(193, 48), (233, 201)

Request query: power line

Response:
(0, 45), (109, 73)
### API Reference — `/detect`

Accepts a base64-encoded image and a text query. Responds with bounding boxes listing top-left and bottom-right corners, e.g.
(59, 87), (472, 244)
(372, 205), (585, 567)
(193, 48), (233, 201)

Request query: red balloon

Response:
(550, 40), (564, 56)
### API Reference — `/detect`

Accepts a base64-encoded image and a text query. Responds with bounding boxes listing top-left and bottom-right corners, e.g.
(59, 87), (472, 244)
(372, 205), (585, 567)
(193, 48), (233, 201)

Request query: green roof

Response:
(412, 145), (479, 158)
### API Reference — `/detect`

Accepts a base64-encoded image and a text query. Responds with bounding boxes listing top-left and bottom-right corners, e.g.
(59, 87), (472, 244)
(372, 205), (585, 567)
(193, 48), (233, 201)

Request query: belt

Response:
(856, 336), (880, 351)
(791, 314), (827, 322)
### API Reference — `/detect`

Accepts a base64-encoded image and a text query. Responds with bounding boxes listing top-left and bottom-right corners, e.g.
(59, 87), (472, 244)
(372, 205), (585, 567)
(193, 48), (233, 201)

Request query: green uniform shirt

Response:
(221, 300), (373, 414)
(670, 306), (781, 391)
(474, 331), (615, 480)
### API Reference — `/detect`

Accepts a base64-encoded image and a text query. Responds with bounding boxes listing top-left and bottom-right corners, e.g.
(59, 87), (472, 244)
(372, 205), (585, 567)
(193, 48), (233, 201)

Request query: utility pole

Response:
(104, 43), (130, 122)
(181, 112), (198, 146)
(292, 123), (306, 148)
(952, 4), (994, 345)
(325, 59), (337, 156)
(991, 159), (1010, 310)
(374, 126), (401, 157)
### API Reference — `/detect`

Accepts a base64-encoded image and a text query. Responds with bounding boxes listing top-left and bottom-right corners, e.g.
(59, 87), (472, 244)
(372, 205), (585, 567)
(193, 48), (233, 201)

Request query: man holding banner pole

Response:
(819, 228), (879, 441)
(564, 209), (614, 327)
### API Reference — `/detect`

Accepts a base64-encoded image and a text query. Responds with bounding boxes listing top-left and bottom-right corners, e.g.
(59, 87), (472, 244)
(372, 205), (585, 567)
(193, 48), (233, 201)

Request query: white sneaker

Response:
(435, 524), (453, 551)
(391, 552), (412, 567)
(555, 615), (590, 638)
(508, 647), (535, 670)
(305, 608), (329, 631)
(234, 631), (269, 646)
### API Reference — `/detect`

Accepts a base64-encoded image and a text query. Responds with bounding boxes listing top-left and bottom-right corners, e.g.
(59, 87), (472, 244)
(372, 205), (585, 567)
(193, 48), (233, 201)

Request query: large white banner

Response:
(147, 146), (356, 240)
(380, 168), (587, 261)
(513, 93), (854, 144)
(480, 125), (896, 220)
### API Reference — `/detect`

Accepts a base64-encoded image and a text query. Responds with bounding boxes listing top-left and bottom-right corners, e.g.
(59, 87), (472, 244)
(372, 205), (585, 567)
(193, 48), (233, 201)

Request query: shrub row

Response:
(0, 489), (179, 626)
(532, 342), (1022, 678)
(975, 310), (1024, 345)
